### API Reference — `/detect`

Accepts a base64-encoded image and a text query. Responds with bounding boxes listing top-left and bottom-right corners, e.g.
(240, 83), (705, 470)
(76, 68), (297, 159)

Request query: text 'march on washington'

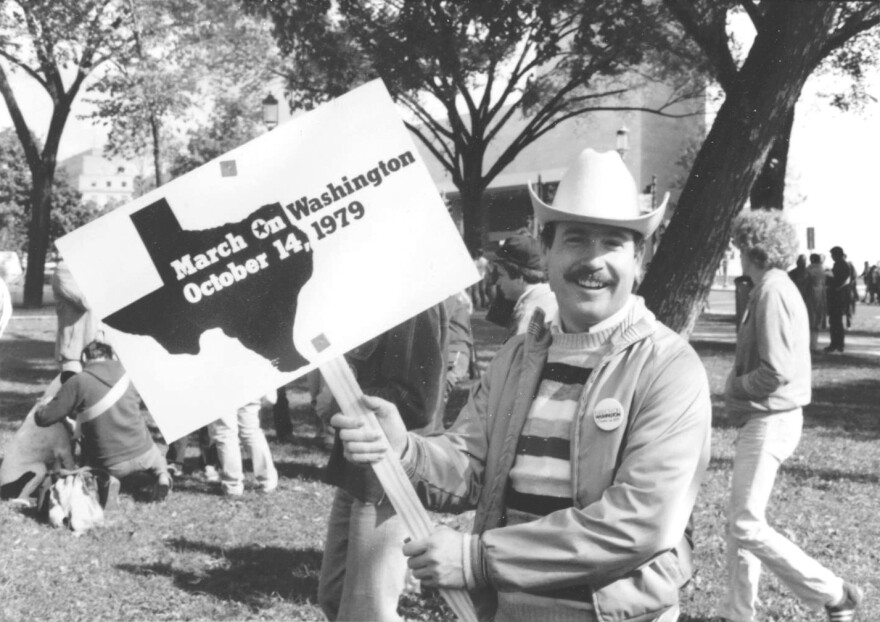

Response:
(104, 198), (314, 372)
(103, 150), (416, 371)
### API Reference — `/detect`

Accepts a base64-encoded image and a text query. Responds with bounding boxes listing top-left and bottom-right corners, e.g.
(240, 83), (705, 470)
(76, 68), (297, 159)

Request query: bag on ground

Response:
(38, 468), (104, 536)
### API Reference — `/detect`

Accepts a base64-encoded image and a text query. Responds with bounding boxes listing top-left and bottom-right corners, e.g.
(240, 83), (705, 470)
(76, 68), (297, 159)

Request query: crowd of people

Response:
(786, 247), (868, 354)
(0, 147), (865, 622)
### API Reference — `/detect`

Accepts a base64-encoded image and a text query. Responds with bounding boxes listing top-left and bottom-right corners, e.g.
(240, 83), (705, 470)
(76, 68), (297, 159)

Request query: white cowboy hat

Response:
(528, 148), (668, 237)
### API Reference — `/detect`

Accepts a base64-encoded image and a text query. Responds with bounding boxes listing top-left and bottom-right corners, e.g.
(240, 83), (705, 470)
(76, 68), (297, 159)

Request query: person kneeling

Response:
(36, 341), (172, 502)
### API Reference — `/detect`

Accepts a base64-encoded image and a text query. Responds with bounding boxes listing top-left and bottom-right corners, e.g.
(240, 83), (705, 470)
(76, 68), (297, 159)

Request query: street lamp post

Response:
(616, 125), (629, 159)
(262, 94), (279, 130)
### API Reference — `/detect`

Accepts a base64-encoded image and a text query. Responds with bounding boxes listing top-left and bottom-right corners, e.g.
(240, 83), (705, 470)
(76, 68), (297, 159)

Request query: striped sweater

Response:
(500, 310), (628, 618)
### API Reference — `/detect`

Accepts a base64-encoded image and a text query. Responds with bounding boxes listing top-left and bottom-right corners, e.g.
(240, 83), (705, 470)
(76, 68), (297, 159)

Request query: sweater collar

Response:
(528, 295), (657, 353)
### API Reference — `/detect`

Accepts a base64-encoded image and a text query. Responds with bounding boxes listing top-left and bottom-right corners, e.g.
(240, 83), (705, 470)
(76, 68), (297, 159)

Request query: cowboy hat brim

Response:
(528, 181), (668, 238)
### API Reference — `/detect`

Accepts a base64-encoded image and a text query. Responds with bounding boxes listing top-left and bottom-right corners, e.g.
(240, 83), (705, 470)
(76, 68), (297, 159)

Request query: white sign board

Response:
(56, 80), (478, 441)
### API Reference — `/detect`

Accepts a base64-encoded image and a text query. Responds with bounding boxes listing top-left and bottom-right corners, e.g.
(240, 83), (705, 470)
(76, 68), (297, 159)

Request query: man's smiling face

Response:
(544, 221), (642, 333)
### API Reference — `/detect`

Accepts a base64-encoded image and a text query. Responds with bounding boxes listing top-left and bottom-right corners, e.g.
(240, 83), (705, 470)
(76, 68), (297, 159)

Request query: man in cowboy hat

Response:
(332, 149), (711, 622)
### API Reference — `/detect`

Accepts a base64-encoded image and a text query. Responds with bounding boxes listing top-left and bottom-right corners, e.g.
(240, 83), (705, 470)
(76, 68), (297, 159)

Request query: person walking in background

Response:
(165, 425), (219, 482)
(788, 254), (809, 301)
(804, 253), (828, 352)
(52, 260), (101, 382)
(843, 254), (859, 328)
(865, 262), (879, 304)
(332, 149), (710, 622)
(825, 246), (851, 353)
(211, 398), (278, 496)
(859, 261), (873, 303)
(722, 212), (861, 621)
(317, 305), (447, 622)
(844, 252), (857, 328)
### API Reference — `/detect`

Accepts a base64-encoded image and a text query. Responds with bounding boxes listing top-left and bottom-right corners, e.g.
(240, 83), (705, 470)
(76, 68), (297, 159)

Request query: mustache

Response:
(563, 265), (608, 283)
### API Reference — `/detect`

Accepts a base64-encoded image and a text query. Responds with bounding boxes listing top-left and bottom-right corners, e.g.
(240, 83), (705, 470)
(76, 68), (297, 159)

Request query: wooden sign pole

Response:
(319, 356), (479, 622)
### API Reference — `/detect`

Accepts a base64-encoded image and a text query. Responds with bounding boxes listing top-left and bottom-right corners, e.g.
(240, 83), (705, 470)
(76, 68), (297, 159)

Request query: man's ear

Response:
(634, 237), (647, 263)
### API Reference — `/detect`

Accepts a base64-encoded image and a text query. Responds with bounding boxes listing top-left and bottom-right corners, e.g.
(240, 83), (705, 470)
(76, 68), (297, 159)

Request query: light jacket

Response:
(404, 297), (712, 622)
(724, 268), (811, 425)
(52, 261), (100, 371)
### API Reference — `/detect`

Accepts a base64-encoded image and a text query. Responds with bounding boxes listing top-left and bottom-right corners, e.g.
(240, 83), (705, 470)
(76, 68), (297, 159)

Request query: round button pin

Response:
(593, 398), (624, 431)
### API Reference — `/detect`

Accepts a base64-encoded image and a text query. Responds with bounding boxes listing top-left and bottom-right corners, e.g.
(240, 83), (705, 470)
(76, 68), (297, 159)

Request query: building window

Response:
(106, 181), (112, 187)
(91, 182), (97, 187)
(121, 181), (127, 187)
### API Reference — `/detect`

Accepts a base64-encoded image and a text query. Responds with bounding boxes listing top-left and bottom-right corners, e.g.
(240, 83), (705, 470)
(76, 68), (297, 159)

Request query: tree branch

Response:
(0, 65), (42, 176)
(404, 121), (460, 186)
(738, 0), (763, 30)
(818, 7), (880, 63)
(0, 51), (49, 90)
(663, 0), (738, 92)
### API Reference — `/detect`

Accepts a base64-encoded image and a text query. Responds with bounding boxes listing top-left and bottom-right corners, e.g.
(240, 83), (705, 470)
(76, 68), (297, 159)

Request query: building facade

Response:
(59, 148), (141, 208)
(415, 82), (707, 247)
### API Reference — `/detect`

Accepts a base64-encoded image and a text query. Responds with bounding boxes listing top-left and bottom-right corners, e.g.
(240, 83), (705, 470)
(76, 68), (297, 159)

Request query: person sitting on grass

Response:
(35, 340), (172, 502)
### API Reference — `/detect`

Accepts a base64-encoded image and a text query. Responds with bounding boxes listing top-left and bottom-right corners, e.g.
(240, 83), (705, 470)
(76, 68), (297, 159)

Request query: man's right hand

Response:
(330, 394), (409, 464)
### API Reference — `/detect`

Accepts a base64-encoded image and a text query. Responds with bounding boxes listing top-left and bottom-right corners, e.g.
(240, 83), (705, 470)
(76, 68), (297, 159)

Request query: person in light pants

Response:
(211, 400), (278, 496)
(722, 210), (861, 622)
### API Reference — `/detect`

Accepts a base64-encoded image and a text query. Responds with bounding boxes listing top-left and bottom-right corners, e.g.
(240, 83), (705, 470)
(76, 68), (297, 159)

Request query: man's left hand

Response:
(403, 526), (467, 589)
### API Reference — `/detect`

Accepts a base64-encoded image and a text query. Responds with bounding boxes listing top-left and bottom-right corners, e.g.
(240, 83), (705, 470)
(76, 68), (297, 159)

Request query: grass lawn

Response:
(2, 303), (879, 621)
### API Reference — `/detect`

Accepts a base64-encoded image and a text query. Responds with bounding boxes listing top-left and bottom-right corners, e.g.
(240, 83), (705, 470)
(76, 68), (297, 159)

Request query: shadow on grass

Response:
(709, 455), (879, 485)
(0, 337), (55, 379)
(117, 538), (322, 606)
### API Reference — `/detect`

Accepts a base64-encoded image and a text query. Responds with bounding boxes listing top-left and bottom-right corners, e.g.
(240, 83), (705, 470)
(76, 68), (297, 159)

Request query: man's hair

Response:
(81, 340), (115, 362)
(731, 209), (798, 270)
(809, 253), (822, 264)
(497, 259), (546, 284)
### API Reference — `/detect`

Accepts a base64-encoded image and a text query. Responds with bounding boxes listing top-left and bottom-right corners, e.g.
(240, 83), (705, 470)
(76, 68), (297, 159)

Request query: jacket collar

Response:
(527, 295), (658, 355)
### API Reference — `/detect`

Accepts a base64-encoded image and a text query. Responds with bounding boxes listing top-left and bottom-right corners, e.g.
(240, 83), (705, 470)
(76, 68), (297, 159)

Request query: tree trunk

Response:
(460, 184), (486, 254)
(640, 4), (835, 336)
(23, 171), (53, 308)
(749, 108), (794, 210)
(150, 112), (164, 187)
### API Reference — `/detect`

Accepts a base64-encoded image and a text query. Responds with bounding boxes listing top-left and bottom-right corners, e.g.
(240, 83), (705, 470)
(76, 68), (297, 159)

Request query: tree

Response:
(640, 1), (880, 334)
(167, 95), (264, 179)
(0, 0), (129, 307)
(87, 0), (282, 188)
(244, 0), (704, 252)
(0, 128), (94, 255)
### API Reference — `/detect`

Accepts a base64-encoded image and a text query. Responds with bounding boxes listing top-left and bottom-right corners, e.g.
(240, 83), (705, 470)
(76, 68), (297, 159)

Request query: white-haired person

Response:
(721, 210), (861, 621)
(332, 149), (711, 622)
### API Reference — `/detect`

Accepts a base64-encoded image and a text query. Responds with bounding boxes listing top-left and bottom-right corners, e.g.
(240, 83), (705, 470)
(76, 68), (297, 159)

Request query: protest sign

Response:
(56, 79), (479, 442)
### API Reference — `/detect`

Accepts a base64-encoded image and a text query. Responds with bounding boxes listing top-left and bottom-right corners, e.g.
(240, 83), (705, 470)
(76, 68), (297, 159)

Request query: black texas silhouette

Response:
(104, 198), (313, 371)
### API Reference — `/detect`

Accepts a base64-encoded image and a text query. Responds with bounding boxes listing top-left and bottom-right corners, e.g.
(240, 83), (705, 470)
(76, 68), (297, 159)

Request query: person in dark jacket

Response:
(35, 341), (172, 501)
(317, 304), (447, 622)
(825, 246), (851, 353)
